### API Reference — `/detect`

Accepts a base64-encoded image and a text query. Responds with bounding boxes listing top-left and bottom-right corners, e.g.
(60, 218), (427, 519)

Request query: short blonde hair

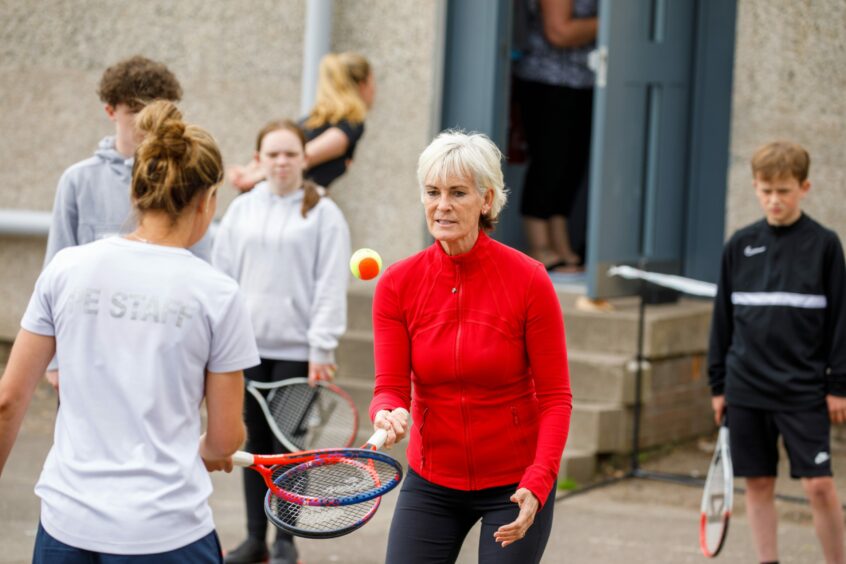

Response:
(751, 140), (811, 183)
(416, 130), (508, 230)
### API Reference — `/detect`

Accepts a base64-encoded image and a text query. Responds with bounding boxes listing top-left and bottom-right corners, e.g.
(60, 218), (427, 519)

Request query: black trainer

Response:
(270, 537), (299, 564)
(224, 537), (269, 564)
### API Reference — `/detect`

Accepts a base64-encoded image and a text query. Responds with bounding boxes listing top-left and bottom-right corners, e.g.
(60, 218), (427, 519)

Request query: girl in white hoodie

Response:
(212, 119), (351, 564)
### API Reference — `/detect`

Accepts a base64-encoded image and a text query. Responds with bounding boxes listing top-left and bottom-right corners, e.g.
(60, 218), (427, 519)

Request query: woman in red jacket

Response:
(371, 130), (572, 563)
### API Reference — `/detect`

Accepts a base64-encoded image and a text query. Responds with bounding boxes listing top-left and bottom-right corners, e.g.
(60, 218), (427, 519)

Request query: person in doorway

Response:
(708, 140), (846, 564)
(213, 119), (350, 564)
(514, 0), (598, 271)
(371, 130), (572, 564)
(228, 52), (375, 192)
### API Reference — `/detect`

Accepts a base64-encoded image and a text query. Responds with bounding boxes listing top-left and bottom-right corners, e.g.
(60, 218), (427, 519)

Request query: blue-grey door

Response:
(440, 0), (511, 144)
(587, 0), (736, 297)
(587, 0), (696, 297)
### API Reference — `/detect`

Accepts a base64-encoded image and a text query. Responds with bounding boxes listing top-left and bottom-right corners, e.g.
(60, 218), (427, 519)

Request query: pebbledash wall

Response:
(726, 0), (846, 238)
(0, 0), (440, 340)
(1, 0), (845, 342)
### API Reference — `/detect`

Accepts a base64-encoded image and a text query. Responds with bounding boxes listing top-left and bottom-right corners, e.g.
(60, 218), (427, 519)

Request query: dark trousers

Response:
(517, 78), (593, 220)
(385, 469), (555, 564)
(242, 358), (308, 542)
(33, 524), (223, 563)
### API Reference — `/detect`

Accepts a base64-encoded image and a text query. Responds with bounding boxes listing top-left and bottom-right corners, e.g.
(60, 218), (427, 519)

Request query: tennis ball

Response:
(350, 248), (383, 281)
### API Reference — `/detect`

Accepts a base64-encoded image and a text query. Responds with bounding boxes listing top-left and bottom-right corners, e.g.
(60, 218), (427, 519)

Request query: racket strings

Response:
(266, 493), (378, 536)
(268, 456), (398, 505)
(266, 385), (356, 450)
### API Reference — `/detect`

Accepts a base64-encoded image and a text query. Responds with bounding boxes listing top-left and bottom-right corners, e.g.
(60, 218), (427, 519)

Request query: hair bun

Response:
(136, 100), (188, 160)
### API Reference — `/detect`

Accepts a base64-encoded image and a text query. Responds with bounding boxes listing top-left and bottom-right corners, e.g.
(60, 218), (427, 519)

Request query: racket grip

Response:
(368, 407), (410, 449)
(232, 451), (255, 467)
(366, 428), (388, 449)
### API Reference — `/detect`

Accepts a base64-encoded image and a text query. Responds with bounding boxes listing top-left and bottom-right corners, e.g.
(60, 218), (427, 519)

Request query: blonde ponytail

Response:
(304, 52), (371, 129)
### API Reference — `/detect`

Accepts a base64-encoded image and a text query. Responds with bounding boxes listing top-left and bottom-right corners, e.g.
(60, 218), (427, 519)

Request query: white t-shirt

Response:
(21, 237), (259, 554)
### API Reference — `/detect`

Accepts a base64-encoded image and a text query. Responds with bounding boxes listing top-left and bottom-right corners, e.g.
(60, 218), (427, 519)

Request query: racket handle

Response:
(368, 407), (410, 449)
(366, 428), (388, 449)
(232, 451), (255, 467)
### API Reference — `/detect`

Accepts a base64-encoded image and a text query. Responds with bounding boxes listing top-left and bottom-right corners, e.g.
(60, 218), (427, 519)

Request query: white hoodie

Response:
(212, 182), (350, 363)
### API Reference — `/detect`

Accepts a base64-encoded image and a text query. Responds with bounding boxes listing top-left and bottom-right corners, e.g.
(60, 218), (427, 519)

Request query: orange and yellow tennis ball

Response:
(350, 248), (383, 281)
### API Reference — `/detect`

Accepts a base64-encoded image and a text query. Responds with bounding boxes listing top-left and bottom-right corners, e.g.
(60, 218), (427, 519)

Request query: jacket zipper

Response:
(454, 264), (475, 489)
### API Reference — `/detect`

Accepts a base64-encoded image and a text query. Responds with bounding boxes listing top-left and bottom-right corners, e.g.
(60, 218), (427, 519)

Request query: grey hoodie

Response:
(44, 136), (211, 267)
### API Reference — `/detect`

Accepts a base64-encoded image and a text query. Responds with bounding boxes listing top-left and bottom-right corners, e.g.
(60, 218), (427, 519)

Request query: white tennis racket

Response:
(699, 424), (733, 557)
(246, 377), (358, 452)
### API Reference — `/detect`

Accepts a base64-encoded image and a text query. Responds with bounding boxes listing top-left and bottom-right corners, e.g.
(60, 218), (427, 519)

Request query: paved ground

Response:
(2, 380), (840, 563)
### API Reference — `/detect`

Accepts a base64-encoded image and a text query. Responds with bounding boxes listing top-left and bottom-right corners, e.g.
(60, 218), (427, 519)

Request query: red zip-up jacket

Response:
(369, 231), (572, 506)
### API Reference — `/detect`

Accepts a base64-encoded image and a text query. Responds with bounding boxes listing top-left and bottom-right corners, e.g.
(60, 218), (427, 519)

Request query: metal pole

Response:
(0, 209), (51, 236)
(630, 288), (647, 474)
(300, 0), (334, 117)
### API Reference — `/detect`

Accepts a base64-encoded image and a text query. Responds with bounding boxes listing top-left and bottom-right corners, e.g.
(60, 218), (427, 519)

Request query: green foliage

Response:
(557, 478), (579, 491)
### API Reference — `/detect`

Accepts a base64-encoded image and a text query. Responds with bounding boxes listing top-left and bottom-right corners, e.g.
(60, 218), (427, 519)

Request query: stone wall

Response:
(727, 0), (846, 238)
(0, 0), (439, 339)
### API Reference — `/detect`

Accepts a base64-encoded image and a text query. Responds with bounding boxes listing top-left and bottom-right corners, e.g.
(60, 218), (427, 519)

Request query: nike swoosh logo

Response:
(744, 245), (766, 257)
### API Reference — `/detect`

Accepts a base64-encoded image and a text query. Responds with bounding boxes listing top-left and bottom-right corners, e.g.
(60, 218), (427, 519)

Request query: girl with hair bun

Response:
(213, 119), (351, 564)
(229, 52), (375, 192)
(0, 100), (260, 563)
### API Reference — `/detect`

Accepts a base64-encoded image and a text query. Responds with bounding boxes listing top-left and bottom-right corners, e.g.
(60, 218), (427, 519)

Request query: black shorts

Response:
(727, 404), (832, 479)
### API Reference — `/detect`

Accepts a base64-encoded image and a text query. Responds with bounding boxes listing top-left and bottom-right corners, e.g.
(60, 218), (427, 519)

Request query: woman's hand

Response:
(373, 408), (409, 448)
(493, 488), (539, 548)
(308, 362), (337, 386)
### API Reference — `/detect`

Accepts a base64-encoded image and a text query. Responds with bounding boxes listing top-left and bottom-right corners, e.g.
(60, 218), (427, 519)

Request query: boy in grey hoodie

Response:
(44, 56), (210, 387)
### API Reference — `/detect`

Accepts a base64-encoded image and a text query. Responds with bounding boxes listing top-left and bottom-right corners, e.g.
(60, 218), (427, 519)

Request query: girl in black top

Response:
(229, 52), (374, 191)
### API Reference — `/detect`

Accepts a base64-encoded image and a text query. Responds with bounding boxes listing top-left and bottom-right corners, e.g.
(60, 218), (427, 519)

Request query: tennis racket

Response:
(233, 424), (405, 539)
(699, 424), (733, 558)
(245, 377), (358, 452)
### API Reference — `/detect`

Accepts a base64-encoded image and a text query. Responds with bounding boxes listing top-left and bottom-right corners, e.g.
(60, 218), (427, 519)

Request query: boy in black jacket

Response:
(708, 141), (846, 564)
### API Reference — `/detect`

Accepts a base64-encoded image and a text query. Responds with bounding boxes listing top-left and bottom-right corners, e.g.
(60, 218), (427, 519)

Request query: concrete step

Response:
(568, 350), (644, 405)
(347, 285), (376, 333)
(567, 401), (628, 453)
(336, 328), (375, 380)
(347, 288), (711, 359)
(558, 447), (597, 486)
(560, 297), (712, 358)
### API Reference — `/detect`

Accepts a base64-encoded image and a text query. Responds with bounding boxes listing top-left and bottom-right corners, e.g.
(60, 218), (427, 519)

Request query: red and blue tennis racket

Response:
(233, 423), (405, 538)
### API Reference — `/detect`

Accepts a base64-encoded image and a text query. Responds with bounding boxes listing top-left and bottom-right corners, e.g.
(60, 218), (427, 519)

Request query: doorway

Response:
(439, 0), (737, 298)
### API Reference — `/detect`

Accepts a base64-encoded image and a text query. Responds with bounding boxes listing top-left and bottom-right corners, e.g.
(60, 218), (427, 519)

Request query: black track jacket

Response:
(708, 214), (846, 411)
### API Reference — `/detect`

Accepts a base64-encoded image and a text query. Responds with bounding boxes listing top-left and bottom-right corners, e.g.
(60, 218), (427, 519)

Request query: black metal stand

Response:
(556, 281), (704, 503)
(556, 273), (817, 507)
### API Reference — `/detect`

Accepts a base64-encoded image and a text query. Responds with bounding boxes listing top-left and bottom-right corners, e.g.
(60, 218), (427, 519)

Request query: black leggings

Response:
(385, 469), (555, 564)
(241, 358), (308, 542)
